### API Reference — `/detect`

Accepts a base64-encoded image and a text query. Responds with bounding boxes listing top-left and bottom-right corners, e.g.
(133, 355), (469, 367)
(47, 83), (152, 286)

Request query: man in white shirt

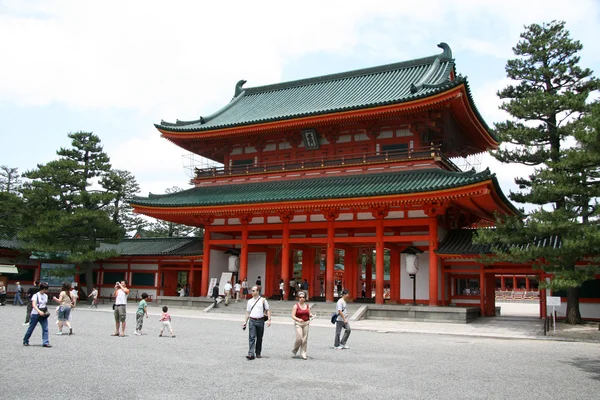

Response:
(334, 289), (351, 350)
(242, 286), (271, 360)
(223, 281), (233, 306)
(112, 280), (130, 337)
(234, 281), (241, 302)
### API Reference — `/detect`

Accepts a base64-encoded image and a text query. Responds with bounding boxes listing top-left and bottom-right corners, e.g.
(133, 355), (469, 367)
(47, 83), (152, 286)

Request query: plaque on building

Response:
(301, 129), (320, 150)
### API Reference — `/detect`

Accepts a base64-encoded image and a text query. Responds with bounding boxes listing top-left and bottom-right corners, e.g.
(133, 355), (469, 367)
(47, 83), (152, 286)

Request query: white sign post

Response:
(546, 296), (561, 334)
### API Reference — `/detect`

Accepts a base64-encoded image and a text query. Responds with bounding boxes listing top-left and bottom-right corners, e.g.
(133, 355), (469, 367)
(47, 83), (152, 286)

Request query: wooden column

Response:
(239, 216), (252, 283)
(280, 212), (292, 300)
(201, 224), (211, 297)
(324, 209), (338, 302)
(428, 217), (439, 306)
(501, 275), (505, 290)
(390, 248), (400, 303)
(513, 275), (517, 290)
(479, 264), (485, 316)
(375, 219), (385, 304)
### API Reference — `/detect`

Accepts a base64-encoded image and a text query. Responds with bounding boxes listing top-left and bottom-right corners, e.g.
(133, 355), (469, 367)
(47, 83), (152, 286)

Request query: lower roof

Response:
(131, 168), (515, 211)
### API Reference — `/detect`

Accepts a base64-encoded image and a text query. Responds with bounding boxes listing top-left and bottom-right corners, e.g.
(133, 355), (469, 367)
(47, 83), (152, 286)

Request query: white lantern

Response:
(228, 255), (240, 272)
(404, 253), (418, 275)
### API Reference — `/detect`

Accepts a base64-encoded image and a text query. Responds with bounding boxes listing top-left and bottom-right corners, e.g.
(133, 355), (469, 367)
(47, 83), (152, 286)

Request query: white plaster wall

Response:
(209, 249), (229, 282)
(129, 263), (158, 271)
(553, 303), (600, 320)
(247, 253), (266, 286)
(102, 263), (128, 270)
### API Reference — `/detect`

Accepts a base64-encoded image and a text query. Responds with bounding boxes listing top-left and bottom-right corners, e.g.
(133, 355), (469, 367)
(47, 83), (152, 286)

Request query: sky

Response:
(1, 0), (600, 210)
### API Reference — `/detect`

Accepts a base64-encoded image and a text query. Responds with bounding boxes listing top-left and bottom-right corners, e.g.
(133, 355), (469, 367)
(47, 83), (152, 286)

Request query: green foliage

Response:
(0, 191), (24, 239)
(476, 21), (600, 323)
(145, 186), (201, 237)
(0, 165), (22, 193)
(19, 132), (125, 269)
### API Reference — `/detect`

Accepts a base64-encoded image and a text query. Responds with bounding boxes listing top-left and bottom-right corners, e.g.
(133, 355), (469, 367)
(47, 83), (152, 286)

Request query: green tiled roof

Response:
(156, 43), (487, 133)
(437, 229), (562, 255)
(98, 237), (203, 256)
(131, 168), (502, 208)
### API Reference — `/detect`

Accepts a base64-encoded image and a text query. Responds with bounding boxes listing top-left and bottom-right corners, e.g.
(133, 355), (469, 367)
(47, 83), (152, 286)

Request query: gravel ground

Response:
(2, 304), (599, 400)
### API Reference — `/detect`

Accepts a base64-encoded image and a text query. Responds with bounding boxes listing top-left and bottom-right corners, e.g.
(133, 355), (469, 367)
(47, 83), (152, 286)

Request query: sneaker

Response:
(134, 331), (141, 336)
(292, 350), (297, 357)
(334, 346), (343, 350)
(342, 345), (350, 349)
(55, 332), (62, 336)
(159, 334), (162, 337)
(171, 335), (176, 338)
(43, 344), (52, 348)
(23, 343), (30, 346)
(23, 323), (29, 326)
(69, 328), (73, 335)
(246, 355), (255, 360)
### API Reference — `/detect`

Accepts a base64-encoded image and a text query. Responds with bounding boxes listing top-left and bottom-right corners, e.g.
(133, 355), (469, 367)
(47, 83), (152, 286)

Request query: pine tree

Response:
(20, 132), (125, 292)
(475, 21), (600, 324)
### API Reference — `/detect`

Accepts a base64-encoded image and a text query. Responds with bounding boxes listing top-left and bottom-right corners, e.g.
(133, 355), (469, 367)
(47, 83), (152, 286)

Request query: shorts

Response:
(161, 321), (172, 331)
(243, 288), (248, 295)
(58, 306), (72, 321)
(114, 305), (127, 322)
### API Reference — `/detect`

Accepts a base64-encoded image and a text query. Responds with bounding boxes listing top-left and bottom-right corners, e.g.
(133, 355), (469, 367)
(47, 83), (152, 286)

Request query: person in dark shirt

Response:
(211, 282), (220, 308)
(24, 280), (40, 325)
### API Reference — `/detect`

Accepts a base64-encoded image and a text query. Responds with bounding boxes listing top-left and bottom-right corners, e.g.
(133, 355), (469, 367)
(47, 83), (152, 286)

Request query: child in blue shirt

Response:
(134, 292), (148, 336)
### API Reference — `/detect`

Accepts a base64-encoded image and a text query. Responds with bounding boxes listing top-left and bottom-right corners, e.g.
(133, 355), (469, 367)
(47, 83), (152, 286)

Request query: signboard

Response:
(546, 296), (561, 307)
(207, 278), (218, 298)
(219, 272), (233, 295)
(40, 263), (75, 287)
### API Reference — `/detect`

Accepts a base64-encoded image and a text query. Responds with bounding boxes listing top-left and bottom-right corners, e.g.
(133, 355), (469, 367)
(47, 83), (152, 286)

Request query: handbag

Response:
(331, 312), (338, 324)
(262, 298), (269, 321)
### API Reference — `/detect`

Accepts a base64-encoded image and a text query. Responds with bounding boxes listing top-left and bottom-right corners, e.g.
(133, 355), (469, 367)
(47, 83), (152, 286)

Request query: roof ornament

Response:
(437, 42), (452, 60)
(234, 79), (247, 98)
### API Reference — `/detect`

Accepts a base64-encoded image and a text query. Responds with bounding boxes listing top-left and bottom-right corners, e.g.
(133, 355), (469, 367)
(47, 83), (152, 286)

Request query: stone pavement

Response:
(143, 300), (600, 343)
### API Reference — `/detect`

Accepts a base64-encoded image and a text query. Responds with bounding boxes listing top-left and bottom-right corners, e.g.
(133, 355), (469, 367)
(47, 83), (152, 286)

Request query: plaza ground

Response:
(2, 302), (600, 399)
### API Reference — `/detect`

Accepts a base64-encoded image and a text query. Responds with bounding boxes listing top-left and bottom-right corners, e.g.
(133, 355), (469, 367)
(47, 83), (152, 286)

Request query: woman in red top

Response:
(291, 291), (314, 360)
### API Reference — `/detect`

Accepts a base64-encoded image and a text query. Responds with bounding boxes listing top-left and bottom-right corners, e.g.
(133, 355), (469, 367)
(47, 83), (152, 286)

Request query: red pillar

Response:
(501, 276), (505, 290)
(484, 272), (496, 316)
(239, 223), (249, 283)
(375, 219), (385, 304)
(390, 248), (400, 303)
(428, 217), (439, 306)
(281, 216), (291, 300)
(326, 218), (335, 302)
(513, 275), (517, 290)
(479, 264), (485, 316)
(201, 224), (211, 297)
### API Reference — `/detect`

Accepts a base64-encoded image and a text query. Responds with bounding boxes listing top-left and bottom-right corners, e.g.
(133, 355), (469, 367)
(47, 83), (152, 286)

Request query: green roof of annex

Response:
(156, 43), (492, 136)
(131, 168), (513, 209)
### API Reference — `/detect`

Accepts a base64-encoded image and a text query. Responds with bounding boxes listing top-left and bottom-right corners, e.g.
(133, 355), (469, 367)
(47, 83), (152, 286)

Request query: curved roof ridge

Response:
(244, 54), (442, 96)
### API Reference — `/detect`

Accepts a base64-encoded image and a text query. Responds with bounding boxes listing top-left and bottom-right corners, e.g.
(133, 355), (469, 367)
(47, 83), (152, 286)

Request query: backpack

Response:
(331, 312), (337, 324)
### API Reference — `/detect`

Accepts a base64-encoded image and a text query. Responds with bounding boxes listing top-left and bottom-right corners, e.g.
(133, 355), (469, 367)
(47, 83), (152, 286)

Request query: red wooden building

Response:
(130, 42), (526, 316)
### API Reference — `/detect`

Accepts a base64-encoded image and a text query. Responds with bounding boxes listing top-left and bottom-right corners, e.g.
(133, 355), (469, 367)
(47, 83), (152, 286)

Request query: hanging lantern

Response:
(403, 253), (418, 275)
(228, 255), (240, 272)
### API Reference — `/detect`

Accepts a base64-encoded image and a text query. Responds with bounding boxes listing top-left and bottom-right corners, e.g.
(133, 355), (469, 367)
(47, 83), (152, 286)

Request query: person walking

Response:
(23, 282), (52, 347)
(278, 279), (285, 301)
(234, 280), (241, 302)
(24, 281), (40, 325)
(70, 285), (79, 307)
(242, 286), (271, 360)
(241, 278), (249, 299)
(301, 279), (310, 300)
(134, 292), (149, 336)
(211, 282), (220, 308)
(159, 306), (175, 338)
(333, 289), (351, 350)
(289, 278), (296, 299)
(112, 280), (130, 337)
(88, 286), (98, 309)
(255, 276), (262, 296)
(52, 282), (74, 336)
(223, 280), (232, 306)
(291, 291), (314, 360)
(0, 280), (6, 306)
(13, 281), (24, 306)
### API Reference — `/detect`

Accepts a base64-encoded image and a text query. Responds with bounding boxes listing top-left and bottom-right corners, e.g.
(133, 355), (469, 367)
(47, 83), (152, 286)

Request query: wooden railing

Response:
(195, 144), (456, 179)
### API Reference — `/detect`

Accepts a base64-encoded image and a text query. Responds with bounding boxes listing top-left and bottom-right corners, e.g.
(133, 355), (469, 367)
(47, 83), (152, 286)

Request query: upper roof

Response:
(98, 237), (203, 257)
(155, 43), (490, 135)
(131, 168), (514, 211)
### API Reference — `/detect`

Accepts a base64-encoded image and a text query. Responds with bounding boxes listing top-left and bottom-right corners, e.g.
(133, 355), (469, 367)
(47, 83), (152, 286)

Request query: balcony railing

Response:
(194, 144), (456, 180)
